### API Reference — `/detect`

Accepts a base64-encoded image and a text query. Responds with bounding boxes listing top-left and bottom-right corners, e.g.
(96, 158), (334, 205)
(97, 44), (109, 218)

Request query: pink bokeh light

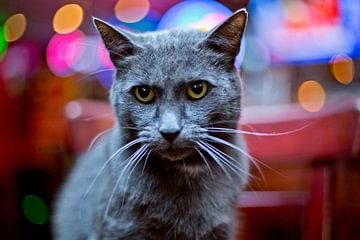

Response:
(46, 30), (85, 77)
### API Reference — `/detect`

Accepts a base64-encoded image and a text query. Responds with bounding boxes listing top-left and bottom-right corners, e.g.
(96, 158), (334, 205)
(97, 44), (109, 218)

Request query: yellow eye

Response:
(134, 86), (155, 103)
(187, 81), (208, 100)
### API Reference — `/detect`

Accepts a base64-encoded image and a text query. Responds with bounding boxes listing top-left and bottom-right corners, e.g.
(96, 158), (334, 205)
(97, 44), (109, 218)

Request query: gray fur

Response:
(53, 9), (249, 240)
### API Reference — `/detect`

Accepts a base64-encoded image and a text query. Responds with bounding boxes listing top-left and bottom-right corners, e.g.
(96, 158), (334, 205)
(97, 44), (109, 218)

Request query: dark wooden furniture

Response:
(239, 98), (360, 240)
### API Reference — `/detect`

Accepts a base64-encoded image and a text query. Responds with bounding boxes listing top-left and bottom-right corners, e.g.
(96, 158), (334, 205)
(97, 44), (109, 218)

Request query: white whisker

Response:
(141, 149), (152, 176)
(115, 146), (149, 215)
(74, 68), (115, 83)
(206, 123), (311, 136)
(103, 144), (148, 220)
(197, 141), (231, 180)
(206, 135), (284, 178)
(206, 135), (266, 178)
(200, 141), (252, 181)
(81, 113), (114, 121)
(80, 138), (142, 222)
(88, 128), (113, 151)
(195, 147), (213, 175)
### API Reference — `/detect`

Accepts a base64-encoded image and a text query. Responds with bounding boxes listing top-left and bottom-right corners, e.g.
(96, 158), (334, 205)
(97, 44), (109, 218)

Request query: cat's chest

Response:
(100, 183), (232, 239)
(101, 207), (229, 240)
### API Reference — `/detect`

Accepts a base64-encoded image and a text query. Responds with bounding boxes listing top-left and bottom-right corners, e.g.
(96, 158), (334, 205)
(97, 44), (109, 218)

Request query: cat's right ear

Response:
(93, 17), (137, 62)
(199, 9), (247, 64)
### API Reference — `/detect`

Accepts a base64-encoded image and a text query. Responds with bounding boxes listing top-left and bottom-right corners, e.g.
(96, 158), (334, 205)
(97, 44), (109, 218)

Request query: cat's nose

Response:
(159, 109), (181, 143)
(160, 129), (181, 143)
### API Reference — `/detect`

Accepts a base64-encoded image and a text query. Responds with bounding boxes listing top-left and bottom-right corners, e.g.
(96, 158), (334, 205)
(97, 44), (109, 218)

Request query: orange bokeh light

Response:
(53, 4), (84, 34)
(114, 0), (150, 23)
(298, 80), (326, 112)
(330, 54), (355, 85)
(4, 13), (27, 42)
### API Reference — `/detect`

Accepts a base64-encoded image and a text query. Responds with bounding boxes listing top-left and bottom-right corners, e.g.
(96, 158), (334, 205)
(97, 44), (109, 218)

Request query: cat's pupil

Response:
(138, 86), (150, 98)
(191, 82), (203, 94)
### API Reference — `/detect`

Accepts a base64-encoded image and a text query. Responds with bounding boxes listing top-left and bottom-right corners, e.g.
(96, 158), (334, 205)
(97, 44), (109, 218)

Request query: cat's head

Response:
(94, 10), (247, 162)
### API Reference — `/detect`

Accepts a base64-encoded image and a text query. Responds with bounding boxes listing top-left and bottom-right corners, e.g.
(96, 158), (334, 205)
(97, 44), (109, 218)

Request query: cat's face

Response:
(95, 10), (247, 162)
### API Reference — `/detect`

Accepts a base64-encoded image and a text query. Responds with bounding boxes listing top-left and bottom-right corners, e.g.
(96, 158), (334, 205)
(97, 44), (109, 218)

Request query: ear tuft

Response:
(200, 9), (248, 62)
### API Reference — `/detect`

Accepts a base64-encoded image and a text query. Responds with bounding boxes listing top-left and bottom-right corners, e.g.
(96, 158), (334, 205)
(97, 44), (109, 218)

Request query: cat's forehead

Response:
(124, 29), (222, 87)
(134, 28), (208, 49)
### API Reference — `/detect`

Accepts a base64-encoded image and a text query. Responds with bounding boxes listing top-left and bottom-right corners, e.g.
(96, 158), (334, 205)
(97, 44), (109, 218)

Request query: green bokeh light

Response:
(0, 25), (8, 59)
(22, 195), (49, 225)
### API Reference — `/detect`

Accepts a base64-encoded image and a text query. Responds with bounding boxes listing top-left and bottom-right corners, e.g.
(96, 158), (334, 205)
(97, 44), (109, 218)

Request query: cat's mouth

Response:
(155, 146), (195, 162)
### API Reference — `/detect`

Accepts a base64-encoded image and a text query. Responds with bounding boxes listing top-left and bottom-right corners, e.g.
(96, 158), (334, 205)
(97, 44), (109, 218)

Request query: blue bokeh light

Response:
(157, 0), (232, 30)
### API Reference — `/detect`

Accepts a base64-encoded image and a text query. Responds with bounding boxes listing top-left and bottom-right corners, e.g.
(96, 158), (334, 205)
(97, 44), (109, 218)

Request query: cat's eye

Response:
(134, 86), (155, 103)
(187, 81), (208, 100)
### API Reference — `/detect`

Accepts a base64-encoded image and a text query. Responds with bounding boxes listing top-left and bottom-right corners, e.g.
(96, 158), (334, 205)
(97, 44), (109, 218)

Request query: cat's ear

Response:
(93, 17), (138, 62)
(200, 9), (247, 61)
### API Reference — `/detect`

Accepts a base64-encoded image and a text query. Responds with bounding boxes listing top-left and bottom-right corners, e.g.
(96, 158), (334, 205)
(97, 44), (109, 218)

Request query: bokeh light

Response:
(46, 30), (85, 77)
(65, 101), (82, 119)
(330, 54), (355, 85)
(157, 0), (232, 30)
(114, 0), (150, 23)
(192, 13), (228, 31)
(67, 36), (99, 74)
(96, 42), (115, 90)
(2, 42), (41, 81)
(298, 80), (326, 112)
(22, 195), (49, 225)
(4, 13), (27, 42)
(98, 41), (113, 69)
(109, 10), (161, 32)
(284, 0), (310, 29)
(157, 0), (246, 66)
(0, 26), (8, 59)
(53, 4), (84, 34)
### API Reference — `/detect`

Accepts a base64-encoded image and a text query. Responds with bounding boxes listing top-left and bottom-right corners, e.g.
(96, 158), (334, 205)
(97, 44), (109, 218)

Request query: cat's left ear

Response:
(200, 9), (247, 61)
(93, 17), (140, 63)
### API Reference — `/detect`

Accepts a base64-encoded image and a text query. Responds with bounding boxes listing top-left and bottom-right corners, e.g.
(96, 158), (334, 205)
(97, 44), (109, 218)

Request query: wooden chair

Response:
(65, 97), (360, 239)
(239, 98), (360, 239)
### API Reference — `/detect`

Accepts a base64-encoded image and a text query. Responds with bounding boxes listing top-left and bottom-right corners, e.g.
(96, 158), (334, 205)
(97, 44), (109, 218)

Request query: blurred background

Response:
(0, 0), (359, 239)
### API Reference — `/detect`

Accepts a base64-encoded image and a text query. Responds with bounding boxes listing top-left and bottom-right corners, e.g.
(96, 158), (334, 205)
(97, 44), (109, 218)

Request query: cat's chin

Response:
(156, 148), (207, 174)
(157, 147), (194, 162)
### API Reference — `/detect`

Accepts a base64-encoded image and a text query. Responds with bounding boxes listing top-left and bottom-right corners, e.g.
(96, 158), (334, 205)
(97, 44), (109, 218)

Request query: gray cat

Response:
(53, 9), (249, 240)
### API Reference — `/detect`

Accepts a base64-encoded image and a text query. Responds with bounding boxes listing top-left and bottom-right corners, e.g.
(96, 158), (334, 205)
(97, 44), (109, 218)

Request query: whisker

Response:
(103, 144), (147, 220)
(202, 140), (254, 178)
(206, 135), (284, 178)
(206, 124), (311, 136)
(201, 120), (240, 127)
(141, 149), (152, 176)
(80, 113), (114, 121)
(205, 135), (267, 179)
(88, 128), (113, 151)
(200, 141), (253, 181)
(124, 146), (149, 182)
(85, 135), (113, 155)
(197, 141), (231, 180)
(194, 147), (213, 175)
(80, 138), (142, 221)
(73, 41), (126, 59)
(74, 68), (115, 83)
(115, 146), (149, 215)
(239, 124), (265, 141)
